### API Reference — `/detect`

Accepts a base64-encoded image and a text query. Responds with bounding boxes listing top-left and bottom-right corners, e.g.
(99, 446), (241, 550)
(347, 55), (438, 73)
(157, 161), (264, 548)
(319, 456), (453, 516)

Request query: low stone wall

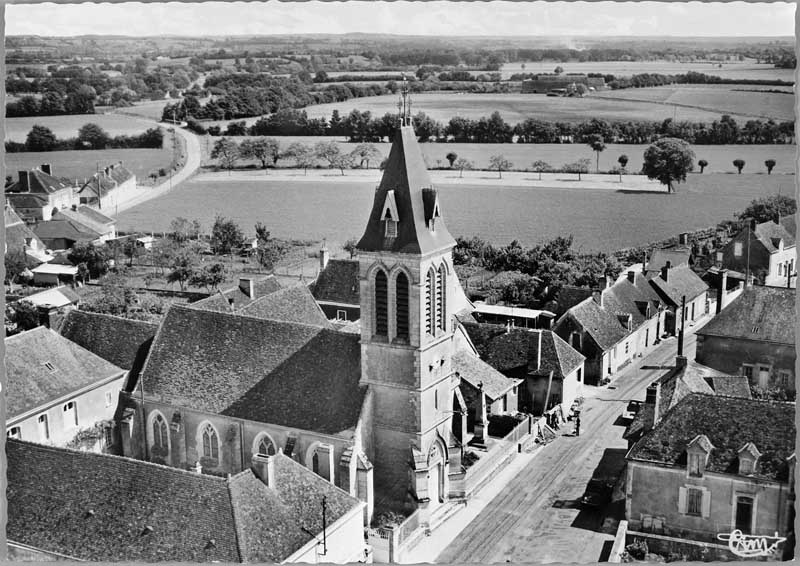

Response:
(625, 530), (743, 562)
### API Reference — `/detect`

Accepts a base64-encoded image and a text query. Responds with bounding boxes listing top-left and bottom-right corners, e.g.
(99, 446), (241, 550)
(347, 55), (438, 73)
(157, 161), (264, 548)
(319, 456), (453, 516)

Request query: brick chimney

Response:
(40, 163), (52, 176)
(627, 271), (635, 284)
(239, 277), (255, 299)
(319, 239), (330, 271)
(661, 260), (671, 282)
(716, 269), (728, 314)
(251, 454), (276, 488)
(645, 382), (662, 424)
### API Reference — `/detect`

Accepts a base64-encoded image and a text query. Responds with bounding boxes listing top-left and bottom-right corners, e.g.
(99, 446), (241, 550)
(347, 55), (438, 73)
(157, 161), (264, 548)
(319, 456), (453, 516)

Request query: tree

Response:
(446, 151), (458, 168)
(642, 138), (695, 193)
(11, 300), (40, 332)
(167, 252), (197, 291)
(25, 124), (59, 151)
(247, 137), (281, 169)
(314, 141), (343, 169)
(698, 159), (708, 174)
(554, 66), (564, 75)
(617, 155), (629, 182)
(765, 159), (776, 175)
(453, 158), (474, 178)
(343, 237), (359, 258)
(737, 195), (796, 224)
(170, 217), (192, 243)
(587, 134), (606, 172)
(350, 143), (381, 168)
(4, 250), (28, 288)
(68, 241), (108, 279)
(77, 123), (111, 149)
(123, 238), (142, 267)
(211, 215), (243, 256)
(531, 160), (552, 181)
(489, 154), (512, 179)
(574, 83), (588, 97)
(285, 142), (315, 175)
(211, 138), (240, 173)
(733, 159), (745, 174)
(190, 262), (227, 291)
(564, 158), (591, 181)
(254, 222), (288, 271)
(332, 153), (356, 176)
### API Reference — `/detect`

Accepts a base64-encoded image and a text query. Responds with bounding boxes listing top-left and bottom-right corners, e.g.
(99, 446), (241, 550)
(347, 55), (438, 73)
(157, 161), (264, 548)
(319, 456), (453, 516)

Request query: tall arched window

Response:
(375, 270), (388, 336)
(201, 424), (219, 460)
(425, 269), (435, 335)
(312, 451), (320, 474)
(396, 272), (409, 341)
(256, 434), (276, 456)
(152, 414), (169, 451)
(437, 264), (446, 332)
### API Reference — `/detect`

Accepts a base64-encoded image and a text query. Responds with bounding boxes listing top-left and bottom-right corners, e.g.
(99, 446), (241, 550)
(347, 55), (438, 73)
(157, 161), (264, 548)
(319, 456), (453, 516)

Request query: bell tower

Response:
(356, 84), (466, 511)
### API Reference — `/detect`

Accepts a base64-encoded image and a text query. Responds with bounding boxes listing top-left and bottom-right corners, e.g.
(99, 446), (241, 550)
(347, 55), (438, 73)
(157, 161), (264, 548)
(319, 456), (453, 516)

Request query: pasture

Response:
(5, 113), (155, 142)
(6, 147), (173, 183)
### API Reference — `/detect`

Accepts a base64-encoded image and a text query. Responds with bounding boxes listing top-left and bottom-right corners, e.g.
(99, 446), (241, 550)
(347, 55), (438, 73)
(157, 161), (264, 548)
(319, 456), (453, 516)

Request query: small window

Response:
(43, 362), (56, 372)
(385, 219), (398, 238)
(577, 368), (582, 382)
(689, 453), (703, 477)
(734, 242), (743, 257)
(778, 370), (792, 387)
(104, 426), (114, 448)
(625, 342), (629, 355)
(7, 427), (21, 439)
(38, 414), (49, 440)
(336, 309), (348, 321)
(502, 395), (508, 412)
(742, 365), (754, 381)
(739, 457), (754, 475)
(63, 401), (78, 427)
(687, 488), (703, 516)
(105, 391), (114, 407)
(434, 389), (438, 410)
(513, 386), (518, 395)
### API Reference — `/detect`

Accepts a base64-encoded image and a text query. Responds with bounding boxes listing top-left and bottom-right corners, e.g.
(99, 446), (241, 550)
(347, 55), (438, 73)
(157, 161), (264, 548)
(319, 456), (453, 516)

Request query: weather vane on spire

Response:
(397, 74), (412, 128)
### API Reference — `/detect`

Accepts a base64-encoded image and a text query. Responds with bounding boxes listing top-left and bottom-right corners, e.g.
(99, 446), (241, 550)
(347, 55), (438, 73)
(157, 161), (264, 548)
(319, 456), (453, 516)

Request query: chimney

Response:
(716, 269), (728, 314)
(40, 163), (52, 176)
(592, 290), (604, 308)
(537, 330), (542, 371)
(239, 277), (255, 299)
(677, 295), (686, 356)
(627, 271), (635, 284)
(678, 232), (689, 246)
(642, 251), (648, 274)
(18, 171), (30, 189)
(192, 461), (202, 474)
(319, 239), (330, 271)
(251, 454), (276, 488)
(661, 260), (671, 282)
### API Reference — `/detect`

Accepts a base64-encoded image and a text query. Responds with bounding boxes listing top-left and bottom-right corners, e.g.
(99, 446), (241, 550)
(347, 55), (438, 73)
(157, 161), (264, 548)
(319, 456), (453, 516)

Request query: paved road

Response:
(435, 320), (708, 564)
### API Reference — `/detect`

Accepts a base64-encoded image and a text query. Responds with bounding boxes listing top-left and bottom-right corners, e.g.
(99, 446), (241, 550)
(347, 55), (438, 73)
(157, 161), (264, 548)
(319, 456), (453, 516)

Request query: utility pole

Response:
(678, 295), (686, 357)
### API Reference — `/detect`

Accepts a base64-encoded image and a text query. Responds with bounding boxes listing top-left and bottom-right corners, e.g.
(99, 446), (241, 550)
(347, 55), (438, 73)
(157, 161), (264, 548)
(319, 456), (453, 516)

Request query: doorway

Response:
(735, 496), (754, 533)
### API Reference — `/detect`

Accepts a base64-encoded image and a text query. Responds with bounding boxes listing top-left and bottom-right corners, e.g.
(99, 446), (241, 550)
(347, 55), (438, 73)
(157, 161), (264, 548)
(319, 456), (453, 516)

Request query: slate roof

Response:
(7, 440), (361, 563)
(140, 305), (366, 434)
(5, 192), (49, 209)
(698, 286), (795, 345)
(647, 265), (708, 307)
(5, 167), (72, 195)
(564, 297), (628, 351)
(75, 205), (115, 226)
(53, 208), (115, 235)
(779, 215), (796, 239)
(356, 125), (456, 255)
(190, 275), (282, 312)
(452, 350), (523, 400)
(237, 284), (331, 327)
(604, 271), (662, 327)
(553, 285), (595, 316)
(77, 163), (135, 198)
(645, 247), (692, 276)
(706, 376), (753, 399)
(5, 326), (126, 419)
(33, 216), (104, 244)
(311, 259), (360, 305)
(23, 286), (81, 309)
(754, 219), (795, 251)
(58, 310), (158, 371)
(462, 323), (584, 380)
(628, 394), (795, 482)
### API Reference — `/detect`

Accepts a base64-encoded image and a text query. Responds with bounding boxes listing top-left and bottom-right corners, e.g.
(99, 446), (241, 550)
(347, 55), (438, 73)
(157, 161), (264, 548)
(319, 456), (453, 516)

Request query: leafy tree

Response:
(11, 300), (40, 332)
(4, 250), (28, 288)
(765, 159), (776, 175)
(343, 237), (359, 258)
(315, 70), (328, 83)
(190, 262), (227, 292)
(82, 272), (137, 316)
(225, 120), (247, 136)
(617, 155), (629, 182)
(254, 222), (288, 271)
(737, 195), (797, 225)
(446, 151), (458, 168)
(563, 158), (591, 181)
(314, 141), (343, 168)
(170, 217), (192, 243)
(454, 158), (474, 178)
(285, 142), (315, 175)
(151, 238), (179, 275)
(241, 137), (281, 170)
(642, 138), (695, 193)
(698, 159), (708, 173)
(211, 215), (243, 256)
(575, 83), (588, 97)
(489, 154), (512, 179)
(68, 241), (108, 279)
(733, 159), (745, 174)
(211, 138), (240, 173)
(587, 134), (606, 172)
(77, 123), (111, 149)
(167, 252), (197, 291)
(554, 66), (564, 75)
(25, 124), (58, 151)
(350, 143), (381, 168)
(531, 160), (552, 181)
(123, 239), (142, 267)
(333, 153), (356, 176)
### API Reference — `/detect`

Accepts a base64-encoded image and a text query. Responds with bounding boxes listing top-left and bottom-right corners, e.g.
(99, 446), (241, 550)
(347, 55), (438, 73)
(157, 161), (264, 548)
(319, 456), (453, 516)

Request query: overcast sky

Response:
(6, 1), (796, 38)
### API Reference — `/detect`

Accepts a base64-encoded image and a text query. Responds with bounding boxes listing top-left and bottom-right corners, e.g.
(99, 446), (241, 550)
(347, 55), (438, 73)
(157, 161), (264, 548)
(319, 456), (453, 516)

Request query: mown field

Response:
(301, 90), (785, 126)
(213, 138), (797, 175)
(593, 84), (794, 121)
(5, 113), (155, 142)
(6, 147), (173, 183)
(116, 172), (791, 253)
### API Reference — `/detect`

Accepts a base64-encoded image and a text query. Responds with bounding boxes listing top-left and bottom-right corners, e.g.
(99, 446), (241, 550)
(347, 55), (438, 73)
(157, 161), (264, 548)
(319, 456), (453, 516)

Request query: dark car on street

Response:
(581, 478), (613, 509)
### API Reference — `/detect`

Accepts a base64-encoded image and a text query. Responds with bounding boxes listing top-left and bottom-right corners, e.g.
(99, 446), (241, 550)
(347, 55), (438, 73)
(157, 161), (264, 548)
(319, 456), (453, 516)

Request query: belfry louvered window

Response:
(396, 272), (410, 340)
(375, 270), (388, 336)
(425, 269), (434, 335)
(437, 264), (446, 332)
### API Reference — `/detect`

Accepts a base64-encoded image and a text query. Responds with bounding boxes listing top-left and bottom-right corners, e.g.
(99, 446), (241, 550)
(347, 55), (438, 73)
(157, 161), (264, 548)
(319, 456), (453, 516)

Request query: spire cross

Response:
(397, 74), (412, 127)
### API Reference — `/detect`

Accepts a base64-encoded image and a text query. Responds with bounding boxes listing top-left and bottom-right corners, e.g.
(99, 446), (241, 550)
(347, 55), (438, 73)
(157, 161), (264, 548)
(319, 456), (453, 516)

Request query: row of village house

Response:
(4, 124), (796, 562)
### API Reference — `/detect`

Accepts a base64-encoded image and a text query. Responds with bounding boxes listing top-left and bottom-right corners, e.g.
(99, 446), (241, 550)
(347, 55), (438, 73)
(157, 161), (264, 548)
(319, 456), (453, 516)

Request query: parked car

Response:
(581, 478), (613, 509)
(622, 400), (641, 421)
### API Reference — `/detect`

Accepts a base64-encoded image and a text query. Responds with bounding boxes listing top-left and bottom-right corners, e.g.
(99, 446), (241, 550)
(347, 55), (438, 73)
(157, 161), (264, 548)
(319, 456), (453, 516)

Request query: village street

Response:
(428, 316), (713, 564)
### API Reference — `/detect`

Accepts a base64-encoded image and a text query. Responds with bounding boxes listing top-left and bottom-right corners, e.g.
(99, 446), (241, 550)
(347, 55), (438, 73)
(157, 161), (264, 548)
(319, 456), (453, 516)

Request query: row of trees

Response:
(5, 123), (164, 153)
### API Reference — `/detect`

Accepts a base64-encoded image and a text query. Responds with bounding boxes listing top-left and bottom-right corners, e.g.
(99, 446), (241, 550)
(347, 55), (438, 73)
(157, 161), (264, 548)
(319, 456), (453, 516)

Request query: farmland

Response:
(116, 172), (791, 253)
(5, 113), (156, 142)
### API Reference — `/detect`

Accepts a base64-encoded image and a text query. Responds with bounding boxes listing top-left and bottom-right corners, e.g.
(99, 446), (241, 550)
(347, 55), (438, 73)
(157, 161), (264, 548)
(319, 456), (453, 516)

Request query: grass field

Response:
(5, 113), (155, 142)
(6, 147), (174, 183)
(301, 91), (783, 126)
(113, 100), (175, 121)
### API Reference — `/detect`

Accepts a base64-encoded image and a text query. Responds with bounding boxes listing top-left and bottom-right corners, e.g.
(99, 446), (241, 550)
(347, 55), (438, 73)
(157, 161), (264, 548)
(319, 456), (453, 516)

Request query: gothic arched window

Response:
(152, 414), (168, 451)
(425, 269), (435, 335)
(257, 435), (276, 456)
(201, 424), (219, 460)
(396, 272), (409, 341)
(375, 270), (388, 336)
(437, 264), (446, 332)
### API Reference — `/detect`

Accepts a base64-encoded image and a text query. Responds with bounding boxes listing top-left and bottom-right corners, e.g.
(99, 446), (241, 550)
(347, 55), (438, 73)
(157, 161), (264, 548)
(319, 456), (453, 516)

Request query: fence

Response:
(366, 509), (422, 563)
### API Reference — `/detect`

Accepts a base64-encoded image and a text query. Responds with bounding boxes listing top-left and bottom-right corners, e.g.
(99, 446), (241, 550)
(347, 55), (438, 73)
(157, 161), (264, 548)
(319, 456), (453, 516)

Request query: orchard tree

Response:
(554, 66), (564, 75)
(587, 134), (606, 172)
(211, 138), (240, 173)
(564, 158), (591, 181)
(698, 159), (708, 173)
(285, 142), (315, 175)
(190, 262), (227, 291)
(350, 143), (381, 168)
(642, 137), (695, 193)
(254, 222), (288, 271)
(765, 159), (776, 175)
(489, 154), (512, 179)
(617, 155), (629, 182)
(25, 124), (58, 151)
(446, 151), (458, 168)
(737, 195), (796, 225)
(733, 159), (745, 174)
(314, 141), (343, 169)
(211, 215), (243, 256)
(333, 153), (355, 176)
(68, 241), (108, 279)
(241, 137), (281, 170)
(531, 160), (552, 181)
(77, 123), (111, 149)
(454, 158), (474, 178)
(4, 250), (28, 289)
(167, 252), (197, 291)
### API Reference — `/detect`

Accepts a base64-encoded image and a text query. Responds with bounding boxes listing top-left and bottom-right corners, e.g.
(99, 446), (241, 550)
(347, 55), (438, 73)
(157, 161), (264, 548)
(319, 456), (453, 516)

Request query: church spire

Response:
(397, 75), (412, 128)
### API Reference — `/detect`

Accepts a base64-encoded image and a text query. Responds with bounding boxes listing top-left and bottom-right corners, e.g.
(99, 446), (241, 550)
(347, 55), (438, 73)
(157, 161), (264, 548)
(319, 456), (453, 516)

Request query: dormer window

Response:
(385, 218), (398, 238)
(738, 442), (761, 476)
(686, 434), (714, 477)
(380, 190), (399, 238)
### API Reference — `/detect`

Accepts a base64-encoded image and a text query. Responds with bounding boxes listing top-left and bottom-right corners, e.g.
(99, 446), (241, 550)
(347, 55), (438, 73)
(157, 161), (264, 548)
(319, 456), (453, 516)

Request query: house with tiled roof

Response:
(236, 283), (332, 326)
(625, 393), (795, 544)
(311, 255), (361, 322)
(33, 205), (117, 250)
(462, 322), (585, 416)
(644, 246), (695, 278)
(5, 326), (126, 452)
(720, 218), (796, 287)
(647, 263), (709, 335)
(5, 202), (52, 266)
(190, 275), (282, 311)
(7, 440), (368, 563)
(5, 164), (77, 222)
(76, 161), (136, 213)
(696, 286), (795, 398)
(603, 269), (668, 359)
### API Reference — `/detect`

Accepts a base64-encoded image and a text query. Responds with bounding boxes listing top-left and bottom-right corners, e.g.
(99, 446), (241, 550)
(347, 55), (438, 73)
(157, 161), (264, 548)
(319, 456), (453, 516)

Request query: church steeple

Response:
(356, 95), (455, 256)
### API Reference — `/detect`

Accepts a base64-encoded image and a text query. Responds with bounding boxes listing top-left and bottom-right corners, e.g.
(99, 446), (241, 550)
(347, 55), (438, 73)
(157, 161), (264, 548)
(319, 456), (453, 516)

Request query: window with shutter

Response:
(375, 270), (388, 336)
(437, 264), (446, 332)
(396, 272), (409, 341)
(425, 269), (434, 335)
(687, 488), (703, 516)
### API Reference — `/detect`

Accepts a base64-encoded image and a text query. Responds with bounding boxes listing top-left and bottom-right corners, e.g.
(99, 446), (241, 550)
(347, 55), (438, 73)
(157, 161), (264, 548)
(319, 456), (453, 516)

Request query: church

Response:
(116, 94), (522, 529)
